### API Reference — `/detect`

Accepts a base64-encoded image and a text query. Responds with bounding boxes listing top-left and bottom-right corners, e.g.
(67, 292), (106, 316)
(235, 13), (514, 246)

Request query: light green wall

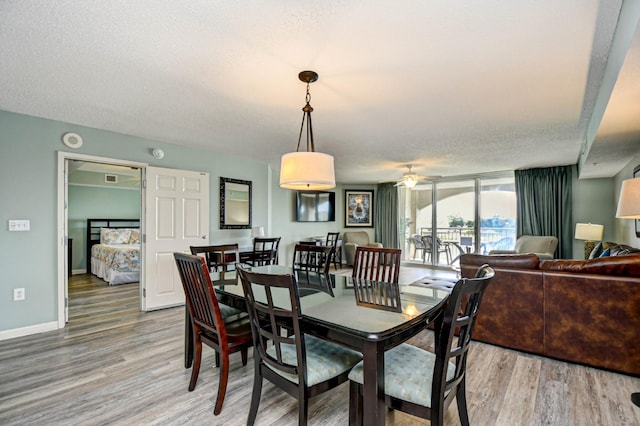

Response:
(269, 178), (378, 266)
(0, 109), (272, 332)
(68, 185), (141, 271)
(571, 169), (615, 259)
(3, 106), (633, 334)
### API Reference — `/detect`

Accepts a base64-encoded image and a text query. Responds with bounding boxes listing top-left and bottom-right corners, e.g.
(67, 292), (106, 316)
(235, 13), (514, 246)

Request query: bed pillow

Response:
(101, 228), (132, 245)
(128, 229), (140, 244)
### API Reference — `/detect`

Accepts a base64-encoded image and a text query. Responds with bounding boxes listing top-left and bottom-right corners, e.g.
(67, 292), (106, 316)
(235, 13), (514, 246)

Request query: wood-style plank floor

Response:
(1, 272), (639, 425)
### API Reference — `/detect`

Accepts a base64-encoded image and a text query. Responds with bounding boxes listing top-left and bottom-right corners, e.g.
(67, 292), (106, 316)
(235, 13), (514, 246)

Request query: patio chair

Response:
(421, 235), (451, 264)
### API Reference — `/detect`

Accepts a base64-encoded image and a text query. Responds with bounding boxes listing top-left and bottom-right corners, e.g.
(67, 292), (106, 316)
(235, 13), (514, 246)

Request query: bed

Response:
(87, 219), (140, 285)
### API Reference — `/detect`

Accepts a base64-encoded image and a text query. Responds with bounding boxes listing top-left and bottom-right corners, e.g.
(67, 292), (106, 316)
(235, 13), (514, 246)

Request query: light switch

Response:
(8, 220), (30, 231)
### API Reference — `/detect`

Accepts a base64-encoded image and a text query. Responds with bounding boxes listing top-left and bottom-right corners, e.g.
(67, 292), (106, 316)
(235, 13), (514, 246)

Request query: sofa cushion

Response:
(588, 242), (603, 259)
(539, 254), (640, 277)
(599, 247), (611, 257)
(460, 253), (539, 270)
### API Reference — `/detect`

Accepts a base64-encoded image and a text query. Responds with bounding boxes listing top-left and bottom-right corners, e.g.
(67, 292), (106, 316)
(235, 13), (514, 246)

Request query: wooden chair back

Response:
(238, 268), (303, 382)
(237, 267), (362, 424)
(292, 243), (333, 275)
(325, 232), (342, 269)
(352, 246), (401, 284)
(173, 252), (252, 415)
(251, 237), (281, 266)
(190, 244), (240, 273)
(175, 253), (227, 333)
(431, 264), (495, 418)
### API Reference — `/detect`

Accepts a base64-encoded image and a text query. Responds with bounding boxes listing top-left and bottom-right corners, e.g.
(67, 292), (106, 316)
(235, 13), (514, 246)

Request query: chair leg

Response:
(349, 381), (363, 426)
(241, 346), (248, 366)
(298, 391), (308, 426)
(214, 350), (220, 368)
(247, 361), (263, 426)
(456, 377), (470, 426)
(188, 337), (202, 391)
(213, 351), (230, 415)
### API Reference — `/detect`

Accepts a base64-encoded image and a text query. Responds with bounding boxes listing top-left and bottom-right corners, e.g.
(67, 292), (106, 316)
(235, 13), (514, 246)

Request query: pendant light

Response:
(279, 71), (335, 190)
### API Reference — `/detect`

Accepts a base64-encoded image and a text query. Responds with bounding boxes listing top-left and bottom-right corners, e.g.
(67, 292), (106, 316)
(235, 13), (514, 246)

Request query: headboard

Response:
(86, 218), (140, 272)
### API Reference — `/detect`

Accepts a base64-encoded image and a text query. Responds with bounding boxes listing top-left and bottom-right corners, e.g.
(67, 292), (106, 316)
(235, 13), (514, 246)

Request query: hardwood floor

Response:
(1, 272), (639, 425)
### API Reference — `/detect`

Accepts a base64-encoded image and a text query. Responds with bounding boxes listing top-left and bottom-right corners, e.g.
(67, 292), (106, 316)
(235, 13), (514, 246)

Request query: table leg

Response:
(362, 341), (385, 425)
(184, 306), (193, 369)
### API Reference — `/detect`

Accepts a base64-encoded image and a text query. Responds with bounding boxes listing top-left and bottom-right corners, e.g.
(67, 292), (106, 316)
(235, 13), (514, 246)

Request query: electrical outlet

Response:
(8, 220), (30, 231)
(13, 288), (25, 301)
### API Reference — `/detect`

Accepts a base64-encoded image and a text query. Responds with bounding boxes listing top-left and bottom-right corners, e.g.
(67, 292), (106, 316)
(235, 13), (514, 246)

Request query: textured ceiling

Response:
(1, 1), (639, 183)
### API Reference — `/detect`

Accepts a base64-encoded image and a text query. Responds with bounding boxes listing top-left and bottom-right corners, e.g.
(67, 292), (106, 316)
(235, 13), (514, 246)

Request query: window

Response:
(402, 172), (515, 266)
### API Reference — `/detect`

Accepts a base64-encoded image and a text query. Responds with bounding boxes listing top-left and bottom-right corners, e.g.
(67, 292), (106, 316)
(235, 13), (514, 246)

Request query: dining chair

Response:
(292, 243), (333, 275)
(237, 267), (363, 426)
(422, 235), (452, 264)
(248, 237), (281, 266)
(325, 232), (342, 269)
(173, 253), (253, 416)
(352, 246), (401, 284)
(190, 244), (240, 273)
(190, 244), (245, 332)
(348, 264), (495, 426)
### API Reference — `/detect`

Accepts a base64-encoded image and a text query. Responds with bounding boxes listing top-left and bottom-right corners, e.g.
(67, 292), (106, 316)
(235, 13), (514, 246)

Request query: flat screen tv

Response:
(296, 191), (336, 222)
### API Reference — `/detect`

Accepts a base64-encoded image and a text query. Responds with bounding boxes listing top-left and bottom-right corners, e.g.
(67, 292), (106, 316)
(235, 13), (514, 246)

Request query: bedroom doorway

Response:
(67, 161), (142, 322)
(57, 153), (146, 326)
(57, 152), (211, 327)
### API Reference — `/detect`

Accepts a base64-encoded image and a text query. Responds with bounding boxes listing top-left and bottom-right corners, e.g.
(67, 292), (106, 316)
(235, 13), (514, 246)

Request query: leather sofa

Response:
(460, 250), (640, 376)
(342, 231), (383, 266)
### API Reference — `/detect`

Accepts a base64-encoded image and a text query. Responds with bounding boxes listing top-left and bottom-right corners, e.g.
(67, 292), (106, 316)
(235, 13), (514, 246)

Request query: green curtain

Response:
(515, 165), (572, 259)
(374, 183), (399, 249)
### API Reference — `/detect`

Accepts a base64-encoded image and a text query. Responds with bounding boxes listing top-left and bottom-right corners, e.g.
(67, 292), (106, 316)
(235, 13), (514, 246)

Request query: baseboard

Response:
(0, 321), (59, 341)
(72, 268), (87, 275)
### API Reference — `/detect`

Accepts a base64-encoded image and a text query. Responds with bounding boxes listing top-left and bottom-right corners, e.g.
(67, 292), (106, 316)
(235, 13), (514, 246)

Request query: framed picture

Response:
(345, 190), (374, 227)
(634, 165), (640, 237)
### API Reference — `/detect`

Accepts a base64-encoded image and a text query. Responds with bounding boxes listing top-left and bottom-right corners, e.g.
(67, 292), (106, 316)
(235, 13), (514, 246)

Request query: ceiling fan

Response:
(392, 165), (438, 188)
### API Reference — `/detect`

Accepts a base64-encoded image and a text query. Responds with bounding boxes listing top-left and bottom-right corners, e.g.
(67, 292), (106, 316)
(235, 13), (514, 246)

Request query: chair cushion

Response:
(265, 335), (363, 386)
(348, 343), (455, 408)
(219, 303), (243, 321)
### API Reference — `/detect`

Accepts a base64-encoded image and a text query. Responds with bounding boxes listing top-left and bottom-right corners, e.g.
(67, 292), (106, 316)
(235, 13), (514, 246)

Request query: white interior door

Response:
(64, 159), (70, 322)
(143, 166), (209, 311)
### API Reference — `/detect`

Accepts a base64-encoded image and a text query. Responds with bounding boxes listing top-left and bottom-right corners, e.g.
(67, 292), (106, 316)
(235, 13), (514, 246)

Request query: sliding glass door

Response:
(402, 172), (515, 267)
(479, 177), (517, 255)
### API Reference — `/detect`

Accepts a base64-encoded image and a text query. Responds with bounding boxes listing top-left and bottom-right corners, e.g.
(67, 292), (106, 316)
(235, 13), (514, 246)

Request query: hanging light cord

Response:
(296, 82), (315, 153)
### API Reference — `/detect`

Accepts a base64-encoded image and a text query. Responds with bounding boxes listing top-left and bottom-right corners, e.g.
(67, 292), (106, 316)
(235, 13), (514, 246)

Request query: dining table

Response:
(184, 265), (450, 426)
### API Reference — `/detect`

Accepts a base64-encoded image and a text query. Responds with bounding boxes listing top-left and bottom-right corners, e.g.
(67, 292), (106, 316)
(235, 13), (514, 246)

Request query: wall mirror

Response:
(220, 177), (252, 229)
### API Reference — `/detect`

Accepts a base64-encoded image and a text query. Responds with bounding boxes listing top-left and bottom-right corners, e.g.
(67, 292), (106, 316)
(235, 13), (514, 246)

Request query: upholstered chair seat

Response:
(266, 334), (363, 386)
(348, 343), (455, 407)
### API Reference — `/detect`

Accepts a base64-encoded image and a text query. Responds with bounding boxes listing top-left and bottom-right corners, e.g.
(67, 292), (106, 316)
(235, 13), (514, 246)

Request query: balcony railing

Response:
(409, 227), (516, 264)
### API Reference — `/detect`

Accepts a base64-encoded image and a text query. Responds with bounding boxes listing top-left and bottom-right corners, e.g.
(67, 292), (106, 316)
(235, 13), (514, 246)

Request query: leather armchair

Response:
(343, 231), (383, 266)
(490, 235), (558, 260)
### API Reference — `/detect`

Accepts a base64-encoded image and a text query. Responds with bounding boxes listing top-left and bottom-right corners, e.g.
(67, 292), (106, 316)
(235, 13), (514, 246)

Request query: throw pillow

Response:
(599, 247), (611, 258)
(588, 242), (603, 259)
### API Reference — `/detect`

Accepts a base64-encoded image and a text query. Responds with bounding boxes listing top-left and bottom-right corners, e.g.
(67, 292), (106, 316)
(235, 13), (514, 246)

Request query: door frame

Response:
(56, 151), (147, 328)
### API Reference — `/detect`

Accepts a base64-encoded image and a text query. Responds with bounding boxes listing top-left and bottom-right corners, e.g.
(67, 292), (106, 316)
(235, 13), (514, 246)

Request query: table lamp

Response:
(615, 177), (640, 408)
(251, 226), (265, 238)
(574, 223), (604, 259)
